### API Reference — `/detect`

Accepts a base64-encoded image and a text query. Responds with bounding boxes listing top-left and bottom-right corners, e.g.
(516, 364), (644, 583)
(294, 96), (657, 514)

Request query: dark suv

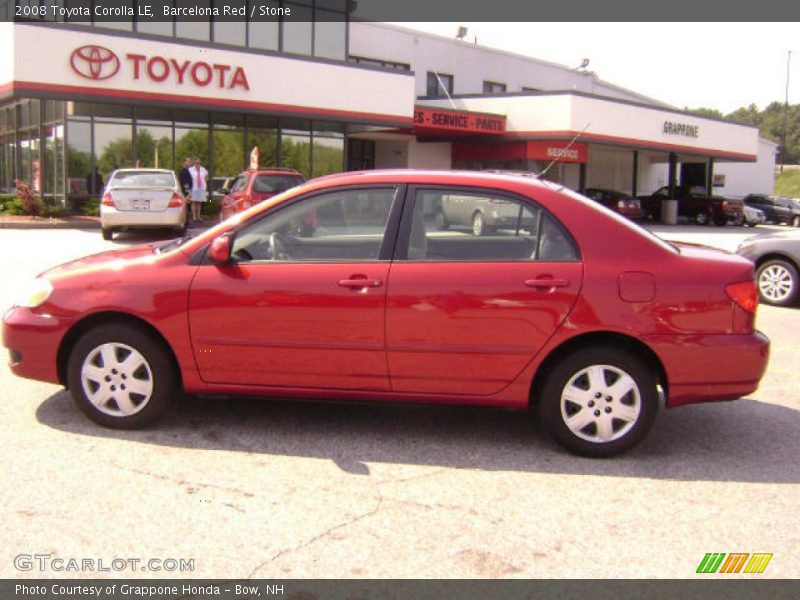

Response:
(742, 194), (795, 225)
(641, 186), (743, 226)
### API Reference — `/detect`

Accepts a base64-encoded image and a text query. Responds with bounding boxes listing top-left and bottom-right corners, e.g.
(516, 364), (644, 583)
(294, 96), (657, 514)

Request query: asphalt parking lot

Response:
(0, 224), (798, 579)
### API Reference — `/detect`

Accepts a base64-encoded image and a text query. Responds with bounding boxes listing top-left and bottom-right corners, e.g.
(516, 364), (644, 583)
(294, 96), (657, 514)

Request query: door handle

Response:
(338, 278), (383, 289)
(524, 278), (570, 289)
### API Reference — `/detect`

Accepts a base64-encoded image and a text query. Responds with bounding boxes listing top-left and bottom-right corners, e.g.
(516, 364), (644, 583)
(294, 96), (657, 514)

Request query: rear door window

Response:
(402, 188), (578, 262)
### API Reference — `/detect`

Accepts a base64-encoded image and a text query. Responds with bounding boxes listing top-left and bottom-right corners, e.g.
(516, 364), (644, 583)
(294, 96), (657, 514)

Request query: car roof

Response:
(308, 168), (558, 190)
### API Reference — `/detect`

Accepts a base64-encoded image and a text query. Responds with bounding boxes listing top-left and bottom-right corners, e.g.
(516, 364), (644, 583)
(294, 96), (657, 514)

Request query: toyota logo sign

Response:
(70, 45), (120, 81)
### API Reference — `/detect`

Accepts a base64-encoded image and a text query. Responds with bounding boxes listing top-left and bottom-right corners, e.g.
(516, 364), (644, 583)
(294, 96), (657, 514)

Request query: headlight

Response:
(14, 278), (54, 308)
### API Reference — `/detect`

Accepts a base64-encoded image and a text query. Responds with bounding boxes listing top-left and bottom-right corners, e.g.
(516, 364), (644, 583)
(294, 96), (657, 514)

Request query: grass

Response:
(775, 167), (800, 197)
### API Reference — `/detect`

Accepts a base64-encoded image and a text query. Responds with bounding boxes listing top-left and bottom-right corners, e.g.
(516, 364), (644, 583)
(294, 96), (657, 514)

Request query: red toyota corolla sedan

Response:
(3, 170), (769, 457)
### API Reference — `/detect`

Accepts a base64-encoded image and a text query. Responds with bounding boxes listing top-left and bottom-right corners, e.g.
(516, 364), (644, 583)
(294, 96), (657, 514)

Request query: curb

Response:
(0, 220), (101, 230)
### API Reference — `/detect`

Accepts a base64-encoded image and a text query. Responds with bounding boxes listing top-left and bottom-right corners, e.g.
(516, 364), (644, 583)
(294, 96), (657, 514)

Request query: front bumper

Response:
(643, 331), (770, 407)
(3, 306), (70, 385)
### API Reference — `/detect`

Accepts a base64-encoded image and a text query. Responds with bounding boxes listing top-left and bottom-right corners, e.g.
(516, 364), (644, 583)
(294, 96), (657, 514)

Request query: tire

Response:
(472, 211), (485, 236)
(433, 209), (448, 231)
(792, 215), (800, 228)
(694, 210), (711, 226)
(756, 259), (799, 307)
(733, 214), (745, 227)
(67, 324), (178, 429)
(713, 214), (727, 227)
(101, 228), (113, 241)
(538, 346), (659, 457)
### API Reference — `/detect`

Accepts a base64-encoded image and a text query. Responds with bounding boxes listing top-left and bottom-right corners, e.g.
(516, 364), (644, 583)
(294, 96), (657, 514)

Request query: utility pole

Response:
(780, 50), (791, 173)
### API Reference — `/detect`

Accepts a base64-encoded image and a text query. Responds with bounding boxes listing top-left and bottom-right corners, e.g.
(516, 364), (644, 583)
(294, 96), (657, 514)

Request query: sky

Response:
(393, 22), (799, 114)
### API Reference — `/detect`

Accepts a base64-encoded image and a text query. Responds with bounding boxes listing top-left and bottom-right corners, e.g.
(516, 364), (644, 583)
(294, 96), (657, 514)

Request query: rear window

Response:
(252, 174), (304, 194)
(110, 172), (176, 188)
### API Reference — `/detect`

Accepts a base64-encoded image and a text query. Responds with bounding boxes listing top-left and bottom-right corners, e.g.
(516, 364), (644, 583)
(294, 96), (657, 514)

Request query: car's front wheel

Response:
(538, 346), (659, 457)
(694, 210), (711, 226)
(67, 324), (178, 428)
(472, 211), (486, 236)
(756, 259), (799, 306)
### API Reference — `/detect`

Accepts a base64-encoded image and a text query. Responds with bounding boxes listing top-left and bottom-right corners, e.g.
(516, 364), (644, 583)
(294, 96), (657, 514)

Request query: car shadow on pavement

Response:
(35, 390), (800, 484)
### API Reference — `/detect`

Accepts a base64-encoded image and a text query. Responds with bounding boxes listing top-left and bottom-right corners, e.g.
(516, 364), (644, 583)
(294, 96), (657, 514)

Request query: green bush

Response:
(81, 199), (100, 216)
(0, 193), (16, 212)
(775, 168), (800, 197)
(4, 198), (27, 215)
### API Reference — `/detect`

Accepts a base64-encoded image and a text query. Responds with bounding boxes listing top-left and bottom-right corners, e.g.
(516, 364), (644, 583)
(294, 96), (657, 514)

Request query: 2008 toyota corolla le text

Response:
(2, 170), (770, 457)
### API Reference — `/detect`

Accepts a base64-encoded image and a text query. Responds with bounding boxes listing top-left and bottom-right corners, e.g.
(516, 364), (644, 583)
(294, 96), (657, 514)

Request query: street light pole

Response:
(781, 50), (791, 173)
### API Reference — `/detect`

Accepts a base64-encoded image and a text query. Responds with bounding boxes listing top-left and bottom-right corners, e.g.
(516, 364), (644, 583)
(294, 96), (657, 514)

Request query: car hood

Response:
(40, 244), (160, 278)
(743, 230), (800, 243)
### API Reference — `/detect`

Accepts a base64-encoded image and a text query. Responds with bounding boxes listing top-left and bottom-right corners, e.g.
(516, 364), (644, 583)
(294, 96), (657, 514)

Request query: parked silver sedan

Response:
(736, 229), (800, 306)
(100, 169), (187, 240)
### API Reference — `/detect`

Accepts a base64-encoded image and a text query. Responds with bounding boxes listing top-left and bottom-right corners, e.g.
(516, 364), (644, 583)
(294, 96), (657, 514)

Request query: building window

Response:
(282, 4), (313, 56)
(349, 56), (411, 71)
(426, 72), (454, 97)
(483, 81), (507, 94)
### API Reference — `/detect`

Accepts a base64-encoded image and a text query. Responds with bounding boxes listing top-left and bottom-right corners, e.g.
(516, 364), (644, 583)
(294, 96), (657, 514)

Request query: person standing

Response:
(86, 166), (104, 198)
(189, 157), (209, 222)
(178, 156), (192, 198)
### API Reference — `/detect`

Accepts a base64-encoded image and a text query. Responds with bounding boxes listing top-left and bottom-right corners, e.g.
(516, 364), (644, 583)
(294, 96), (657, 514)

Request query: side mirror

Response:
(208, 234), (233, 264)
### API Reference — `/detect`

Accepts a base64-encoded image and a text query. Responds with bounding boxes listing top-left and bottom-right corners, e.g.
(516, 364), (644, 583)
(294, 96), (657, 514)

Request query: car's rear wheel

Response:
(756, 259), (799, 306)
(101, 227), (114, 241)
(538, 347), (659, 457)
(713, 214), (727, 227)
(67, 324), (177, 429)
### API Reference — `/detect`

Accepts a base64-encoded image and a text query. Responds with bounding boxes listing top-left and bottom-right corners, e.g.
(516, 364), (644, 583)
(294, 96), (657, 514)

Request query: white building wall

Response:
(713, 139), (778, 198)
(407, 140), (452, 169)
(350, 22), (668, 106)
(374, 140), (410, 169)
(0, 23), (13, 87)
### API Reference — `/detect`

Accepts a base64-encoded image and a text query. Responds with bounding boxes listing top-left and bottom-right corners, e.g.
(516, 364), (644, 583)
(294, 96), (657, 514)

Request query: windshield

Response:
(110, 171), (176, 188)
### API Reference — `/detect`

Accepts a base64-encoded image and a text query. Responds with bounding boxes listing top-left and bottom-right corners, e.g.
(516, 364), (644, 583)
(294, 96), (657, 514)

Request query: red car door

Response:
(189, 186), (401, 390)
(386, 187), (583, 396)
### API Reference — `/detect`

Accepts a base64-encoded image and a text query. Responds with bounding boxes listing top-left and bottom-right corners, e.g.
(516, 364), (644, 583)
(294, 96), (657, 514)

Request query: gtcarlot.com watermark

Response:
(14, 554), (195, 573)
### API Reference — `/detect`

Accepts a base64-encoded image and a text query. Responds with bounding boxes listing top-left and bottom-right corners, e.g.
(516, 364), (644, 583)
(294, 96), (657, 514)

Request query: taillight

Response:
(726, 280), (758, 314)
(101, 192), (114, 207)
(168, 192), (184, 208)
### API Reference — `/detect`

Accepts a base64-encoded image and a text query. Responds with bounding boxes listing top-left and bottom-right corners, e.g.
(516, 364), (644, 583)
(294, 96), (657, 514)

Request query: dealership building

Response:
(0, 15), (773, 209)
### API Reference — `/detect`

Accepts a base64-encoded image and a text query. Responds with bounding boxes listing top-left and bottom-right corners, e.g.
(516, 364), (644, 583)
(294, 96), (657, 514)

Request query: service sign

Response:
(413, 108), (505, 135)
(526, 140), (588, 163)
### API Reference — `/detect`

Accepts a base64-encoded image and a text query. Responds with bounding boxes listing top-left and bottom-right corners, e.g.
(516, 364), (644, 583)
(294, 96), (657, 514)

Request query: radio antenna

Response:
(434, 71), (457, 110)
(537, 123), (591, 180)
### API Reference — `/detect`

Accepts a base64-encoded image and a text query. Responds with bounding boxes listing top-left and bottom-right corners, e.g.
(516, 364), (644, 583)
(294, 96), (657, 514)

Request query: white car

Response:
(100, 169), (187, 240)
(743, 204), (766, 228)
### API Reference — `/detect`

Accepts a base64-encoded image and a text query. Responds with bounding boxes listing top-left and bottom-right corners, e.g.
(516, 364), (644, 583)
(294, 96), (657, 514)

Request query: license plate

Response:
(133, 199), (150, 210)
